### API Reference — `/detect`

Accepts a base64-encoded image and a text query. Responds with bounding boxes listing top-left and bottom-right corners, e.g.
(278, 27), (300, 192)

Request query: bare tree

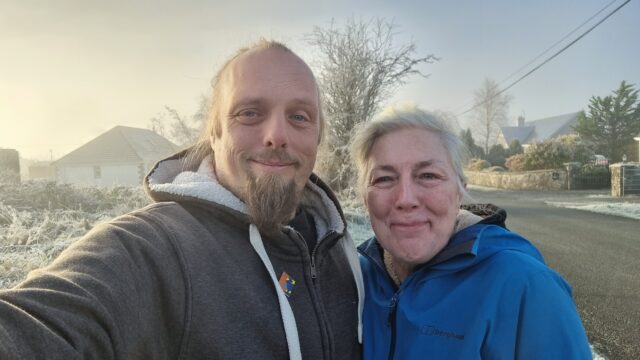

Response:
(307, 17), (438, 195)
(148, 95), (210, 148)
(469, 78), (513, 155)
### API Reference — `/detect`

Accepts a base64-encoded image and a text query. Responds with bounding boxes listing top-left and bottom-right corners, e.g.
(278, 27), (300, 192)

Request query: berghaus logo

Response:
(420, 325), (465, 340)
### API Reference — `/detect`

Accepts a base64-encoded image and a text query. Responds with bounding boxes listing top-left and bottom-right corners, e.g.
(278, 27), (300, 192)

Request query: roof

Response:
(499, 126), (535, 145)
(56, 126), (179, 165)
(500, 111), (580, 145)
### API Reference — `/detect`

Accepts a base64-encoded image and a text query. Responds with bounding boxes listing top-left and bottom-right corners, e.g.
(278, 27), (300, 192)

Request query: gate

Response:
(572, 167), (611, 190)
(622, 166), (640, 196)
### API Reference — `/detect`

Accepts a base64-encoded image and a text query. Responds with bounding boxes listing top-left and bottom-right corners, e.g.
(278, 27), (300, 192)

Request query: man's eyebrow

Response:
(413, 160), (446, 171)
(230, 97), (265, 108)
(371, 165), (396, 173)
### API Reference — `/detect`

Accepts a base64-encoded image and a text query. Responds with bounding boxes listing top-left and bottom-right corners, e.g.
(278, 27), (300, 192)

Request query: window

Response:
(93, 166), (101, 179)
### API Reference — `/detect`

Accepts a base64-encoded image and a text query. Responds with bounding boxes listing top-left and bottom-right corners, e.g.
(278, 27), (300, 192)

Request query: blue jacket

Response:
(358, 223), (591, 359)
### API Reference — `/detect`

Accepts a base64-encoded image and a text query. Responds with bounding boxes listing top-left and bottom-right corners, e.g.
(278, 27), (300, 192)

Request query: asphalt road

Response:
(468, 187), (639, 360)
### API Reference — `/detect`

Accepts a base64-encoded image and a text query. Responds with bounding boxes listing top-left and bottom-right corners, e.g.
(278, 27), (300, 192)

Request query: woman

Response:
(352, 106), (591, 359)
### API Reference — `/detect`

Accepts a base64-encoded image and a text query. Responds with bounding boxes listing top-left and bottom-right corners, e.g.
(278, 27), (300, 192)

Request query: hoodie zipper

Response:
(309, 230), (337, 283)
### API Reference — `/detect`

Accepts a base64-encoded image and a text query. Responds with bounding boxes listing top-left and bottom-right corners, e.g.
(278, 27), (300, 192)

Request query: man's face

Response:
(211, 48), (321, 223)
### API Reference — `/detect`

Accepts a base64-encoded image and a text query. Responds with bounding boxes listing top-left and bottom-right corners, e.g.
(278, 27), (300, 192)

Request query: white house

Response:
(55, 126), (179, 186)
(497, 112), (580, 149)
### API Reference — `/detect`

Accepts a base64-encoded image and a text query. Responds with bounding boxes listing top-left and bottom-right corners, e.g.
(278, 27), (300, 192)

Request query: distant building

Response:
(497, 112), (580, 149)
(28, 161), (56, 181)
(55, 126), (179, 186)
(0, 148), (20, 174)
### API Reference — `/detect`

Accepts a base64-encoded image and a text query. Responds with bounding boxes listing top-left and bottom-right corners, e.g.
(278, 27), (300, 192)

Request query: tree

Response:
(486, 144), (507, 167)
(307, 17), (438, 194)
(507, 139), (523, 157)
(574, 81), (640, 162)
(460, 128), (485, 159)
(148, 95), (210, 147)
(469, 78), (513, 155)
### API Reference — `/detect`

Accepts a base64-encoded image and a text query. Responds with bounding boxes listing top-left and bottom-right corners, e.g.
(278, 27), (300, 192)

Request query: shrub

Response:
(505, 154), (526, 171)
(486, 145), (508, 167)
(580, 163), (609, 176)
(467, 158), (491, 171)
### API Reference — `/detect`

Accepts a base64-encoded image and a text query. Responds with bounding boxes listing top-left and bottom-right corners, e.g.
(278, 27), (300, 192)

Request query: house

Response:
(497, 111), (580, 149)
(28, 161), (56, 180)
(55, 126), (179, 186)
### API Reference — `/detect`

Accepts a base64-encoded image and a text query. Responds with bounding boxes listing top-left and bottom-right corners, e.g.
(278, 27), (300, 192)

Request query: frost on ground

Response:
(0, 181), (149, 289)
(545, 201), (640, 220)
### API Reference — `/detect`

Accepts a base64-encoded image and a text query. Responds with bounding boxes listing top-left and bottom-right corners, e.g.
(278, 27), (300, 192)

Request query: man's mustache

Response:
(248, 150), (301, 169)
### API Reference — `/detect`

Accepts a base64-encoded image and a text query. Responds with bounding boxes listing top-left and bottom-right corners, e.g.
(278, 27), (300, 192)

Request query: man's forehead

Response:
(230, 48), (314, 82)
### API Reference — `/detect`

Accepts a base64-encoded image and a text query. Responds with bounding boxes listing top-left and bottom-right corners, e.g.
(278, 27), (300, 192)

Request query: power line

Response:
(456, 0), (631, 117)
(497, 0), (619, 88)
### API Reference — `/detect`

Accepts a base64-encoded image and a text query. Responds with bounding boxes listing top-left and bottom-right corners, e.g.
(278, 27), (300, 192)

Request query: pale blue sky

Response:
(1, 0), (638, 159)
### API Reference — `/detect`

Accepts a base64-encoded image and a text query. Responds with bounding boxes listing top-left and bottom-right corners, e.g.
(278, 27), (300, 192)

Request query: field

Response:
(0, 180), (149, 288)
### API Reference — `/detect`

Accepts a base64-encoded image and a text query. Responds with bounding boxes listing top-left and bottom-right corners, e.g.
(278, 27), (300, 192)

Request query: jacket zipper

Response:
(387, 292), (400, 360)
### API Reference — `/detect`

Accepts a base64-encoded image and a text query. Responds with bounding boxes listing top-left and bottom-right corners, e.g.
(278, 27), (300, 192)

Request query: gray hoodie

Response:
(0, 149), (363, 360)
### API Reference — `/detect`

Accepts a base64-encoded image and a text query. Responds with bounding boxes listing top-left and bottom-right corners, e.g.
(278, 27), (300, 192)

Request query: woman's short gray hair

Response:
(350, 104), (469, 199)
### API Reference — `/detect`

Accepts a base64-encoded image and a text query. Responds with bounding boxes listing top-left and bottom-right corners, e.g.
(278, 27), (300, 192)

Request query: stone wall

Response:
(466, 169), (567, 191)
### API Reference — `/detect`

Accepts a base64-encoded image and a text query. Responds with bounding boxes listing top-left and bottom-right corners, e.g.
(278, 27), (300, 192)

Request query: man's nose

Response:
(394, 176), (419, 210)
(263, 113), (289, 148)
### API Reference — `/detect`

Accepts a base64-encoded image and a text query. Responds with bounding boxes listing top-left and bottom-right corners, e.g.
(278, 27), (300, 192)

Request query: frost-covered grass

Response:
(0, 181), (149, 288)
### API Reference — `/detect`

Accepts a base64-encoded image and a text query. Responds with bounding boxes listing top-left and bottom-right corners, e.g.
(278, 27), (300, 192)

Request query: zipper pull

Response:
(387, 293), (399, 326)
(310, 259), (317, 282)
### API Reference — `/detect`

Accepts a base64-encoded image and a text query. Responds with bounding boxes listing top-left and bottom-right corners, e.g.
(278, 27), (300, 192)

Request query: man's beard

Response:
(243, 150), (304, 235)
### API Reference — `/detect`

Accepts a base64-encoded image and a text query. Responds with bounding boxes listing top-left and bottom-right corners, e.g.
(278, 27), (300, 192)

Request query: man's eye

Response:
(290, 114), (310, 123)
(234, 110), (262, 123)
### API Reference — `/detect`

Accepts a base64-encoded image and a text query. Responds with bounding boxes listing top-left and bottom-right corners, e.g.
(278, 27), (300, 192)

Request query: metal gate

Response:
(573, 168), (611, 190)
(622, 166), (640, 196)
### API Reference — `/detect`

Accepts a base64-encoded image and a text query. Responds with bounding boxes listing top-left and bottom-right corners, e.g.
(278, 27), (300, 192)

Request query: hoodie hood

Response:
(144, 149), (346, 236)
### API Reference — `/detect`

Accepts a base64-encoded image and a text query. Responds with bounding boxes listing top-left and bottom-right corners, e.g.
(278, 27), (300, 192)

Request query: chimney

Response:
(517, 116), (525, 127)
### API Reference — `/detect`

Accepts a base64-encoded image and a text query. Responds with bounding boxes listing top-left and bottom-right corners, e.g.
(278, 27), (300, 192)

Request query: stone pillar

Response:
(610, 163), (623, 197)
(564, 162), (581, 191)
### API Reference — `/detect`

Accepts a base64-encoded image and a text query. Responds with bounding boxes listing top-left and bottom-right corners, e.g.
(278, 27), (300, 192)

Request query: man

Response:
(0, 40), (363, 359)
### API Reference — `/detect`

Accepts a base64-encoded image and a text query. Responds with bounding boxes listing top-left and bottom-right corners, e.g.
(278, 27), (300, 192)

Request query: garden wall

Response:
(466, 169), (567, 191)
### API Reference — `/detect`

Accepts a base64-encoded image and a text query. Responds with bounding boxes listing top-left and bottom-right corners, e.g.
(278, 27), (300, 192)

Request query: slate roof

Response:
(500, 111), (580, 145)
(500, 126), (535, 145)
(56, 126), (179, 165)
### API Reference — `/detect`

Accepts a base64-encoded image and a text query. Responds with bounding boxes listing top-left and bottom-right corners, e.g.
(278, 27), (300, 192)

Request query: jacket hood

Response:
(358, 204), (542, 279)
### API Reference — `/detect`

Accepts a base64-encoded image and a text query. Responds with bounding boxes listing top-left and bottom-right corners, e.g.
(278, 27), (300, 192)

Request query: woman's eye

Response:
(418, 172), (438, 180)
(371, 176), (394, 185)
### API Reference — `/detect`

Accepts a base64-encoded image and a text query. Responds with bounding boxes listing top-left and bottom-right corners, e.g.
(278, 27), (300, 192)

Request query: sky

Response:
(1, 0), (639, 160)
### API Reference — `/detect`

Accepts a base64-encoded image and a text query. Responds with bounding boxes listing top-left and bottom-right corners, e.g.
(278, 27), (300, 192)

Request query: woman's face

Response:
(365, 128), (462, 272)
